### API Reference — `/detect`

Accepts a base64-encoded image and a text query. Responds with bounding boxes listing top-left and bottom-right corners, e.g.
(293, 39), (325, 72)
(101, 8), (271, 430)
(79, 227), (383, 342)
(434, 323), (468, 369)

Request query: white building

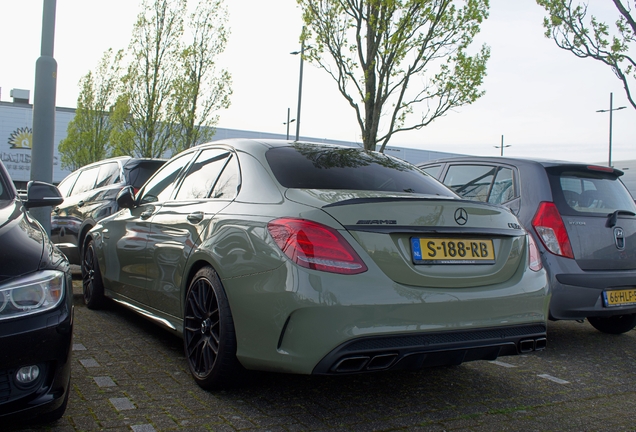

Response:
(0, 88), (463, 189)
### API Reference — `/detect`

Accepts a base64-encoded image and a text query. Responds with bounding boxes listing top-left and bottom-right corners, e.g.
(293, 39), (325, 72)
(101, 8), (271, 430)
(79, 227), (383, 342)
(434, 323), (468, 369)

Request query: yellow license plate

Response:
(411, 237), (495, 264)
(603, 289), (636, 307)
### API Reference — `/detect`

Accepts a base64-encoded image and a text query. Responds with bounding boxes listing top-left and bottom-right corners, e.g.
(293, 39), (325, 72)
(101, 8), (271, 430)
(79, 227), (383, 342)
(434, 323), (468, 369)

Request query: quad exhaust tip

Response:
(332, 353), (399, 373)
(519, 337), (547, 353)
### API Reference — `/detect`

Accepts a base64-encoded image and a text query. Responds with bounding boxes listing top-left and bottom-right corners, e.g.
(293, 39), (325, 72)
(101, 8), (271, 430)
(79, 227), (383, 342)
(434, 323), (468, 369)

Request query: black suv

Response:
(51, 156), (165, 264)
(419, 156), (636, 334)
(0, 161), (73, 423)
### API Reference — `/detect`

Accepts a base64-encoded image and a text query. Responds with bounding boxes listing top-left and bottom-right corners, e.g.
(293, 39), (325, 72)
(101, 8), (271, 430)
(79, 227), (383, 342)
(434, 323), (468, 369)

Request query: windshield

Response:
(266, 144), (455, 196)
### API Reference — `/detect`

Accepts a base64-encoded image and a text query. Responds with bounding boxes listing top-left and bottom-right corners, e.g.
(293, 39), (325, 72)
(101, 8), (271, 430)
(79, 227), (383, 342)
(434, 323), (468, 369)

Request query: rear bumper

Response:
(313, 324), (547, 374)
(224, 260), (550, 375)
(549, 271), (636, 320)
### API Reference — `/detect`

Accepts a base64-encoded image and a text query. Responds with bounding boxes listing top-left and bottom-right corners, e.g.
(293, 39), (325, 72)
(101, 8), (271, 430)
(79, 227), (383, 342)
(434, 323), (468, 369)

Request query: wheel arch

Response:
(183, 258), (221, 304)
(78, 219), (96, 258)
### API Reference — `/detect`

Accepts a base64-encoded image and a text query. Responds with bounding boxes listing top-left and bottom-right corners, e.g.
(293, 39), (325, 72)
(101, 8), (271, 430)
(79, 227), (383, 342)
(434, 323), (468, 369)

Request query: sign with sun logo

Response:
(8, 126), (33, 150)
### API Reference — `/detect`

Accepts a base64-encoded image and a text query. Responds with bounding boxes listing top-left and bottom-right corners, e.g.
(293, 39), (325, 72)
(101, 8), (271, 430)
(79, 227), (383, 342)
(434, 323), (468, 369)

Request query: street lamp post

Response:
(31, 0), (58, 234)
(596, 92), (626, 167)
(283, 107), (295, 140)
(291, 38), (306, 142)
(494, 135), (511, 156)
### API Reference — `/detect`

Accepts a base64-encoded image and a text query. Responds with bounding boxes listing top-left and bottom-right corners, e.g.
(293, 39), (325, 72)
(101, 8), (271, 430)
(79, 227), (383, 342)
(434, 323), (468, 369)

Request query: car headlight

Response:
(0, 270), (65, 320)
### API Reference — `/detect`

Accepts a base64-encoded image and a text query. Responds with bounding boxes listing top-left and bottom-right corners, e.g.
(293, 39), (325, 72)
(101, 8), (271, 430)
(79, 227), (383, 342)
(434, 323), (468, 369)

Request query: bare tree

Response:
(297, 0), (490, 152)
(170, 0), (232, 152)
(538, 0), (636, 109)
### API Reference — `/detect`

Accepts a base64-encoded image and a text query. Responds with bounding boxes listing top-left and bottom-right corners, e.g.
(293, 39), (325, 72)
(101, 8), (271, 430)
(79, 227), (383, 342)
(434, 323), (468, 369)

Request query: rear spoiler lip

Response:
(344, 225), (526, 237)
(322, 196), (507, 210)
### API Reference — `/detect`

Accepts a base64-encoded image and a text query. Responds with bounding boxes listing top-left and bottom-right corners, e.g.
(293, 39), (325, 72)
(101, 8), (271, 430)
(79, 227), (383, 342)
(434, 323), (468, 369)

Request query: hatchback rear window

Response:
(549, 168), (636, 215)
(127, 161), (166, 189)
(266, 144), (454, 196)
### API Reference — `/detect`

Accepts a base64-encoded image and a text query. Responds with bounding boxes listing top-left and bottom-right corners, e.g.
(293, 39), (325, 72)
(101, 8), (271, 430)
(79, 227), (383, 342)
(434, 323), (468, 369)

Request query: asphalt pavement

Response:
(9, 279), (636, 431)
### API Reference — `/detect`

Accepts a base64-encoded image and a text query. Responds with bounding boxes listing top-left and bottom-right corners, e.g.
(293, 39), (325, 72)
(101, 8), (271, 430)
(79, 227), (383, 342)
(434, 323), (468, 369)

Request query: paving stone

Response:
(79, 358), (100, 368)
(93, 376), (117, 387)
(131, 425), (156, 432)
(109, 397), (136, 411)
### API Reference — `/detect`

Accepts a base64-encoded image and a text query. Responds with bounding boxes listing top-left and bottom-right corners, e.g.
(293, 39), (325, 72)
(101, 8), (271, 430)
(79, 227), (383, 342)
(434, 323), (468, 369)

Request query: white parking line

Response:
(489, 360), (517, 368)
(538, 374), (570, 384)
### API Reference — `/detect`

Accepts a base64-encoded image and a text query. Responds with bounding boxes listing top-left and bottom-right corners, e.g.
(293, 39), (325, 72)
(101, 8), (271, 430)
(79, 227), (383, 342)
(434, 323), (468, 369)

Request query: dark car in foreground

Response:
(82, 139), (549, 389)
(0, 161), (73, 423)
(51, 156), (165, 264)
(419, 156), (636, 334)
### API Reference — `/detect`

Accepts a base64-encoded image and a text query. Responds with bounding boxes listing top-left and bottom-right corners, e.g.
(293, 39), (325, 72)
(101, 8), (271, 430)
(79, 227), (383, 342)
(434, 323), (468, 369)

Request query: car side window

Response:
(443, 165), (497, 202)
(95, 162), (121, 188)
(420, 164), (442, 179)
(211, 154), (240, 199)
(71, 167), (100, 195)
(56, 172), (80, 197)
(139, 153), (193, 204)
(174, 149), (230, 201)
(488, 167), (515, 204)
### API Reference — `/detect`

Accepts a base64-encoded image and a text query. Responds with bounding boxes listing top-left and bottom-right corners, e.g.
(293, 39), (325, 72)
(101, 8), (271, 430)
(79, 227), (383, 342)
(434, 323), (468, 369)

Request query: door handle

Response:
(187, 212), (204, 224)
(140, 210), (154, 220)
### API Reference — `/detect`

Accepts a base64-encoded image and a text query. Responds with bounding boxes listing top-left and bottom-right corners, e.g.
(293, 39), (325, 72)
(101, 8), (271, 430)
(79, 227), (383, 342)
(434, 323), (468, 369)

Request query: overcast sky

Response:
(1, 0), (634, 164)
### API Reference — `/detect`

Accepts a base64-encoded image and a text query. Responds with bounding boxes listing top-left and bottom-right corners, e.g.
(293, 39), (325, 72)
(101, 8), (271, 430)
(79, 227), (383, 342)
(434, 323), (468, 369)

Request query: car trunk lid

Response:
(286, 189), (528, 288)
(546, 165), (636, 270)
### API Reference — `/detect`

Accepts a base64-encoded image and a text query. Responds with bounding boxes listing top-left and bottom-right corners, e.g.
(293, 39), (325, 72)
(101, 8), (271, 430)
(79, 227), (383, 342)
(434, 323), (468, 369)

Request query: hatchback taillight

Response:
(531, 202), (574, 259)
(527, 234), (543, 271)
(267, 218), (368, 275)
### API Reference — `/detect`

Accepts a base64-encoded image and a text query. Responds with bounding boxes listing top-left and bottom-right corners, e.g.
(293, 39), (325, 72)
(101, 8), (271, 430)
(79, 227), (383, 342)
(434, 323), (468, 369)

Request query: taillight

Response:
(267, 218), (368, 275)
(527, 234), (543, 271)
(531, 202), (574, 258)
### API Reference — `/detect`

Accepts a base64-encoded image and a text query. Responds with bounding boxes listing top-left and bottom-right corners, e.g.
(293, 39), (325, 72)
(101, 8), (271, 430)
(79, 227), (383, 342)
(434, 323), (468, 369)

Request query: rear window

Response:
(549, 168), (636, 215)
(126, 160), (166, 189)
(266, 144), (454, 196)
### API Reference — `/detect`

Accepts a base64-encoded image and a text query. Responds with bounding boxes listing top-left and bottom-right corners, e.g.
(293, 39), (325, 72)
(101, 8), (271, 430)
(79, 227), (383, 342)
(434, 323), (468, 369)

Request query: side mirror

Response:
(116, 186), (136, 209)
(24, 181), (64, 209)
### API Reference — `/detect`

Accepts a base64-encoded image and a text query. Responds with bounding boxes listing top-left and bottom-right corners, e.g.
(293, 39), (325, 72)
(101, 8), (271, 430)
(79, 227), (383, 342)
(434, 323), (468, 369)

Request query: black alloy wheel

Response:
(184, 266), (241, 390)
(82, 239), (105, 309)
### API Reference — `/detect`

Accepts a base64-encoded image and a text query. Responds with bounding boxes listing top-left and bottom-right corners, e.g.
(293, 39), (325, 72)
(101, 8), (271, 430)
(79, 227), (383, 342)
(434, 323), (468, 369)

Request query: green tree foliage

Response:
(170, 0), (232, 152)
(120, 0), (186, 158)
(538, 0), (636, 109)
(58, 49), (123, 170)
(297, 0), (490, 152)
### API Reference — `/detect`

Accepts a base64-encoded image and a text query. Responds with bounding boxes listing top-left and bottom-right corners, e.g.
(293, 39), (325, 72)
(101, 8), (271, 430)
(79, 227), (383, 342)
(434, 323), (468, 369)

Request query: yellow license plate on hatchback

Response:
(603, 289), (636, 307)
(411, 237), (495, 265)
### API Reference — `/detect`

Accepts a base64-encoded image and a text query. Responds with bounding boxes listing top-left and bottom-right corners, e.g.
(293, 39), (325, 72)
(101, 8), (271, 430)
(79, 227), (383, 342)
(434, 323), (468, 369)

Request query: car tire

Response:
(588, 314), (636, 334)
(82, 239), (106, 310)
(184, 266), (243, 390)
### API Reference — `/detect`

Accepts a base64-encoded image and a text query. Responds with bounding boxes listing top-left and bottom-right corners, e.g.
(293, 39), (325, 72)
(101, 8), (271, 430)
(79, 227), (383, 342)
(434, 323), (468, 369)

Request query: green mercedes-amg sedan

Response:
(82, 139), (550, 389)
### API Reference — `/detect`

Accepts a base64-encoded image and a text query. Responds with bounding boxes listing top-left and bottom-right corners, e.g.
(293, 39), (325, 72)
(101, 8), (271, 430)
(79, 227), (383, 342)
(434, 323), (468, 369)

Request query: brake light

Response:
(531, 202), (574, 258)
(527, 234), (543, 271)
(587, 165), (614, 173)
(267, 218), (368, 275)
